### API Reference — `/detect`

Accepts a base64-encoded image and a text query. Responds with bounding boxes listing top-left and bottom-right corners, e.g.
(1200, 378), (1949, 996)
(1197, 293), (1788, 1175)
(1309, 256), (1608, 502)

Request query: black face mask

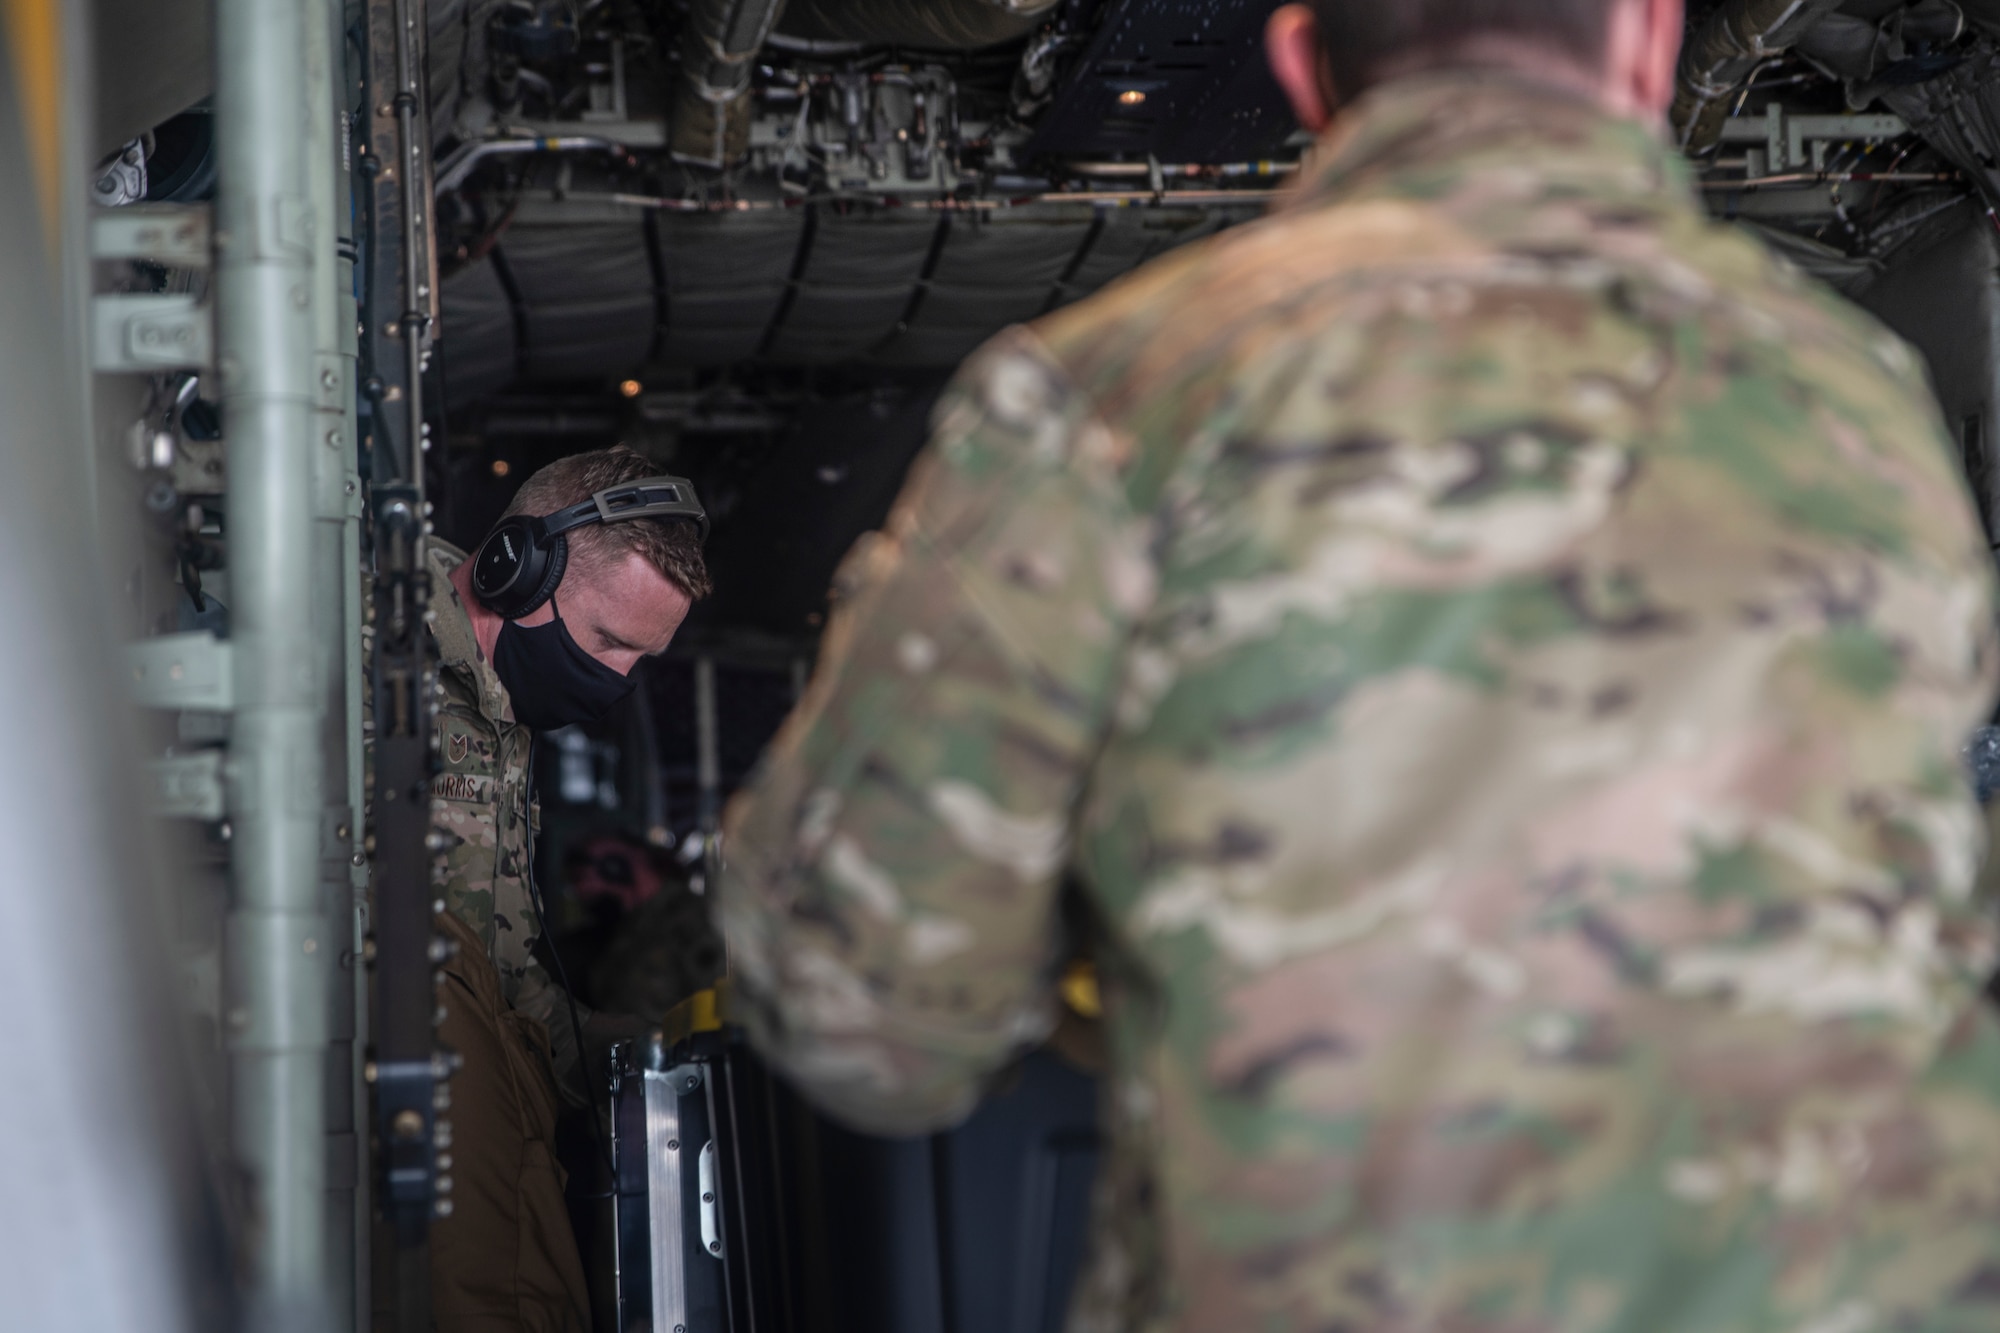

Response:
(491, 603), (637, 731)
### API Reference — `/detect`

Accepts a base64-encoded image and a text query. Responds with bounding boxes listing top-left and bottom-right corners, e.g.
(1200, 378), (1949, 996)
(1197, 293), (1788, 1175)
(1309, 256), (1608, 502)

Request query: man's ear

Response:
(1605, 0), (1685, 121)
(1640, 0), (1687, 119)
(1267, 4), (1335, 134)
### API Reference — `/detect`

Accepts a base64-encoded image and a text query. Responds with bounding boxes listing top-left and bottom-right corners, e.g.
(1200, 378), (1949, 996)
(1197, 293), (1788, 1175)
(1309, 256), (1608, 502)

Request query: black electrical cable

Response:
(524, 734), (620, 1195)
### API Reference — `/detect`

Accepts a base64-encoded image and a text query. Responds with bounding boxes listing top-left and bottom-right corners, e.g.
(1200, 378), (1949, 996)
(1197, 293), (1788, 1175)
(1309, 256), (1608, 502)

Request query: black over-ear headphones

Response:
(470, 474), (709, 621)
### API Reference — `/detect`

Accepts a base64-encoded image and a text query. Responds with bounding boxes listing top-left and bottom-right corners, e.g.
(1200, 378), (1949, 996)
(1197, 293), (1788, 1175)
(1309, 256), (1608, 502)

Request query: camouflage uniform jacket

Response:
(719, 73), (2000, 1333)
(430, 541), (592, 1104)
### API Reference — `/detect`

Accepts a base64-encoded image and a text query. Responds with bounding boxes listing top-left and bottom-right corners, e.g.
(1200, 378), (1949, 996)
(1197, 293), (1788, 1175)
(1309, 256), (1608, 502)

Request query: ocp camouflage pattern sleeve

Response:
(427, 543), (595, 1107)
(723, 73), (2000, 1333)
(719, 330), (1155, 1136)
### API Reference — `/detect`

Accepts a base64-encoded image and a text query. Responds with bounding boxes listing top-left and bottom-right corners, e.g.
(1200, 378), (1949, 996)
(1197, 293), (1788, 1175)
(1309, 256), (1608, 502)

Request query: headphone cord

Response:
(524, 734), (620, 1197)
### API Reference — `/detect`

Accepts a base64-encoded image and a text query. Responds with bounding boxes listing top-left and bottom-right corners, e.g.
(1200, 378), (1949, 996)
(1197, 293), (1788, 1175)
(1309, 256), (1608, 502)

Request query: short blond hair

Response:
(503, 446), (713, 599)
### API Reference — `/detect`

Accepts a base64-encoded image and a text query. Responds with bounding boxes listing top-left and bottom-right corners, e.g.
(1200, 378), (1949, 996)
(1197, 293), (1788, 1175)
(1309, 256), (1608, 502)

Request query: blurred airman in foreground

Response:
(721, 2), (2000, 1328)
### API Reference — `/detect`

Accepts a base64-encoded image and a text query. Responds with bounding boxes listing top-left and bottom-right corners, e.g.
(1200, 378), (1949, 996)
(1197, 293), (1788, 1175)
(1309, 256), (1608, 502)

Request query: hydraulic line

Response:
(1673, 0), (1848, 152)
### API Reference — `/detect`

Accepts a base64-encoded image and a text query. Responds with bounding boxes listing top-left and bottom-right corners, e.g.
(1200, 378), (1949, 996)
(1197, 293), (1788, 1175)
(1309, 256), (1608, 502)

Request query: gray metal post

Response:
(302, 0), (367, 1322)
(216, 0), (332, 1322)
(0, 17), (197, 1327)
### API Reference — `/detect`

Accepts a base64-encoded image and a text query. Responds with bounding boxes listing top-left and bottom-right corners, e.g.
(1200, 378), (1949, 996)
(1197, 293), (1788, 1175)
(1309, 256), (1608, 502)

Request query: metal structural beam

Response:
(1715, 107), (1911, 175)
(215, 0), (332, 1322)
(361, 0), (446, 1324)
(695, 654), (723, 888)
(302, 0), (369, 1323)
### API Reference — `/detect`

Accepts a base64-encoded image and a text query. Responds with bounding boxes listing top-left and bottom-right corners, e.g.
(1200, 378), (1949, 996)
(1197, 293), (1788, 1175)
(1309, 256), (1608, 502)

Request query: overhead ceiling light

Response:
(619, 379), (643, 398)
(1117, 89), (1147, 106)
(491, 459), (511, 478)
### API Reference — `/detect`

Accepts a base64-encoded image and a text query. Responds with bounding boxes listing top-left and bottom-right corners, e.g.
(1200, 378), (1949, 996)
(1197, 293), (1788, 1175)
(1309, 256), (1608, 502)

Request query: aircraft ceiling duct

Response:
(670, 0), (792, 166)
(775, 0), (1060, 50)
(1672, 0), (1847, 152)
(670, 0), (1060, 165)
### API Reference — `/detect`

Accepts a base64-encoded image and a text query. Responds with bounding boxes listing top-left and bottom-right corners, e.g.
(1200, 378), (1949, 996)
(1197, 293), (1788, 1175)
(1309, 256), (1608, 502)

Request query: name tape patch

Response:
(433, 772), (495, 804)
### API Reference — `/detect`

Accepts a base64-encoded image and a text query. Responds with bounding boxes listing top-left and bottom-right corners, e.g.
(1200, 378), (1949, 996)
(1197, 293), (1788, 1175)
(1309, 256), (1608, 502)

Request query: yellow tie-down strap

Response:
(661, 977), (732, 1049)
(1060, 961), (1102, 1019)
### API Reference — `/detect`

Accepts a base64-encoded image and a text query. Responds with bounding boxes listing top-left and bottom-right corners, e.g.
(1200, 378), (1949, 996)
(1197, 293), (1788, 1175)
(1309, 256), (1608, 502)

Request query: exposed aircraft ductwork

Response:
(669, 0), (1061, 165)
(1673, 0), (1849, 151)
(423, 0), (1300, 403)
(669, 0), (792, 166)
(778, 0), (1060, 50)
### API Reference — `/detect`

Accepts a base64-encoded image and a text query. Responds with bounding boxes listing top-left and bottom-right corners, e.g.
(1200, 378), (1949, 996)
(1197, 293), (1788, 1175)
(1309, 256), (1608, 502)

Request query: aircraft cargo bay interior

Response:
(12, 0), (2000, 1330)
